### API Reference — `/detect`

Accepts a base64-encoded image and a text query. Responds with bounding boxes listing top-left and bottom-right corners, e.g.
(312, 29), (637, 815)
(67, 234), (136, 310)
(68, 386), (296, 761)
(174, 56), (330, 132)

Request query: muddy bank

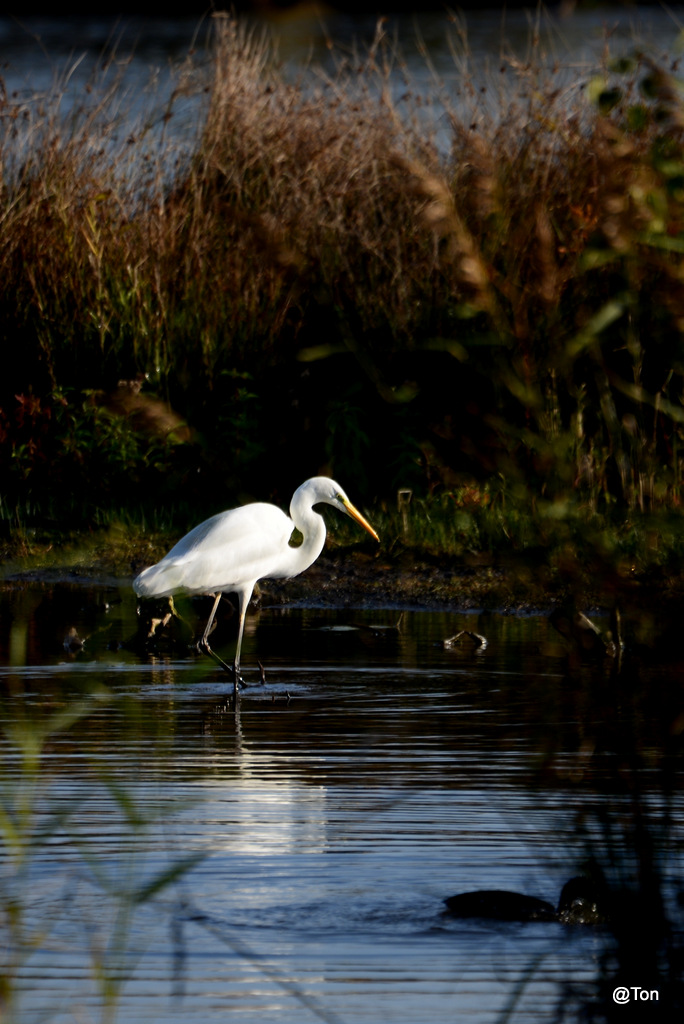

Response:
(2, 532), (676, 619)
(0, 524), (562, 611)
(1, 547), (516, 610)
(258, 551), (532, 611)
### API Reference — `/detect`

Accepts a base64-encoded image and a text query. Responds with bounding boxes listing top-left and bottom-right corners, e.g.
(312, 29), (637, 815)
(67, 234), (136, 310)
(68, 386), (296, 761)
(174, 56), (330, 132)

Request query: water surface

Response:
(0, 7), (682, 147)
(1, 581), (673, 1022)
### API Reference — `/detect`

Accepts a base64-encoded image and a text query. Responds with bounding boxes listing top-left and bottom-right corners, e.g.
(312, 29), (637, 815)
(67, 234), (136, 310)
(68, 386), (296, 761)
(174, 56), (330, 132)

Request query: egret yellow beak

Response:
(342, 498), (380, 542)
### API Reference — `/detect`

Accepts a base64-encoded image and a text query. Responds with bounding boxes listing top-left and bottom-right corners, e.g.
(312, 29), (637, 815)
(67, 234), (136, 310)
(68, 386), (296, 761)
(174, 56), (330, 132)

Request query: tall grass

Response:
(0, 690), (204, 1022)
(1, 14), (684, 577)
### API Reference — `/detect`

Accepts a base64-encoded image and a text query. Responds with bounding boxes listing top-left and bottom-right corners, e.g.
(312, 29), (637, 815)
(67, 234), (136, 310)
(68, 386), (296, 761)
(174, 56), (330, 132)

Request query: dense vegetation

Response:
(2, 15), (684, 585)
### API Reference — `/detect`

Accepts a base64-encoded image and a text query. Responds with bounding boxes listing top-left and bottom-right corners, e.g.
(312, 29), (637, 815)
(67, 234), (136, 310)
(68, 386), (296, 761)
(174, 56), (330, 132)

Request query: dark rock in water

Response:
(444, 876), (608, 926)
(444, 889), (556, 922)
(556, 876), (608, 926)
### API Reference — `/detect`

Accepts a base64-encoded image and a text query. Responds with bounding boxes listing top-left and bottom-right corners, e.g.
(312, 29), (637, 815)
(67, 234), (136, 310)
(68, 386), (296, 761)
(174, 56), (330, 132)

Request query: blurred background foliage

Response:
(1, 20), (684, 587)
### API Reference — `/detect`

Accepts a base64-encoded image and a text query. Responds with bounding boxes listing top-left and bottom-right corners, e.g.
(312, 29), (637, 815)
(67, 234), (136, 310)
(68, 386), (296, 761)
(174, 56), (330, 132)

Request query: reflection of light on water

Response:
(189, 755), (330, 856)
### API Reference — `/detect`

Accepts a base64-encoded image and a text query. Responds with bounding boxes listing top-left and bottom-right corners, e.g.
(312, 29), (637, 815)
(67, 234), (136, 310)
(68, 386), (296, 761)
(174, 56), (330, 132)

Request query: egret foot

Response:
(197, 638), (243, 698)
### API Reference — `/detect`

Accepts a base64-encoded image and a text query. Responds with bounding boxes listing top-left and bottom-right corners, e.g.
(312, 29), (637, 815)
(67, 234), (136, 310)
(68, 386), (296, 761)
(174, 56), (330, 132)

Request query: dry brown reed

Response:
(1, 13), (684, 542)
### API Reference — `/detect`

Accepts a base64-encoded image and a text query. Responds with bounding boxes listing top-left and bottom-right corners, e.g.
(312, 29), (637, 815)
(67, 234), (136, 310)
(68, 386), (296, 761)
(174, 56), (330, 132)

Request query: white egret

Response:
(133, 476), (379, 693)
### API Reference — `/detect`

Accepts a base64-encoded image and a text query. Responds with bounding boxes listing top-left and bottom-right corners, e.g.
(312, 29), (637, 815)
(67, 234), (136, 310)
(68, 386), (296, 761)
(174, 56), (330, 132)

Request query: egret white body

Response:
(133, 477), (379, 691)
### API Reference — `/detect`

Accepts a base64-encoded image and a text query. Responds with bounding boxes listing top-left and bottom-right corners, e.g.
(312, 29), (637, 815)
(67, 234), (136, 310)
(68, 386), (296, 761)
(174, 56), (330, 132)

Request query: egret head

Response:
(335, 490), (379, 542)
(296, 477), (380, 542)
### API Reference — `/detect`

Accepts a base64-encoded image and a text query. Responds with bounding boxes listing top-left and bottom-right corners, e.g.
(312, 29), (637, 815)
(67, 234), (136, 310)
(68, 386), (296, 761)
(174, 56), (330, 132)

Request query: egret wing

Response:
(134, 503), (295, 597)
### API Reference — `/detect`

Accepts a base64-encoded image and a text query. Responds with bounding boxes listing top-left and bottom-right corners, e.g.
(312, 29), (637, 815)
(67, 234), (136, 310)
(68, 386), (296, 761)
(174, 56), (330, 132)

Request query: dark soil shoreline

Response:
(3, 535), (678, 619)
(0, 548), (513, 609)
(259, 551), (535, 612)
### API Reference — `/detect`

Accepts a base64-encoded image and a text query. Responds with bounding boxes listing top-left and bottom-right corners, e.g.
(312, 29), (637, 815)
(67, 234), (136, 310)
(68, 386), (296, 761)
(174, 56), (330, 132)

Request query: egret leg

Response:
(233, 583), (268, 685)
(199, 593), (222, 649)
(197, 593), (241, 697)
(233, 592), (249, 681)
